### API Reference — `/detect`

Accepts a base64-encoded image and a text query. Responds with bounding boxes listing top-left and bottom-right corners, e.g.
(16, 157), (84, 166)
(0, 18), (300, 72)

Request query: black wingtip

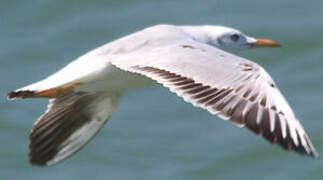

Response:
(29, 159), (47, 167)
(7, 90), (36, 100)
(29, 154), (48, 167)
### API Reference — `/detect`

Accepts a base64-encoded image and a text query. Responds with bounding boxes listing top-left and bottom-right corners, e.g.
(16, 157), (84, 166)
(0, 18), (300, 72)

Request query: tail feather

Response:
(7, 82), (84, 100)
(7, 90), (36, 100)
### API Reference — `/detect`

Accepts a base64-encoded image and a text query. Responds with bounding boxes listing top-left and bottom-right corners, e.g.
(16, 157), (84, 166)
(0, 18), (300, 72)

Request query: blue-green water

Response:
(1, 0), (323, 179)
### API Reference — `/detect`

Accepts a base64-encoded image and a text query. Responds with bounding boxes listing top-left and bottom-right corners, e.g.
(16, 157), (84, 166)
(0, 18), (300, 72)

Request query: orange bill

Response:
(250, 39), (282, 48)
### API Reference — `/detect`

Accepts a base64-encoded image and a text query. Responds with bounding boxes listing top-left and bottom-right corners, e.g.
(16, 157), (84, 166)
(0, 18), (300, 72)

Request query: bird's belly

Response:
(76, 64), (156, 93)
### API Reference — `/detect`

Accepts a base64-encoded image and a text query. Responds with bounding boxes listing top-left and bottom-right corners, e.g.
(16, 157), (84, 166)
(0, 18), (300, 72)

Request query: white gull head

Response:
(182, 25), (281, 53)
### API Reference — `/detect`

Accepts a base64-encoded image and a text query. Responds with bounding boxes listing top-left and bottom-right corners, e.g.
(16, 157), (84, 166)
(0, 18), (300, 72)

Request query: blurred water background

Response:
(1, 0), (323, 179)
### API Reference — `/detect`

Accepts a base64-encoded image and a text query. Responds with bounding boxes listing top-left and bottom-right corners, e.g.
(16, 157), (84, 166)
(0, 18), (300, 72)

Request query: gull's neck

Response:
(181, 26), (211, 43)
(180, 25), (221, 46)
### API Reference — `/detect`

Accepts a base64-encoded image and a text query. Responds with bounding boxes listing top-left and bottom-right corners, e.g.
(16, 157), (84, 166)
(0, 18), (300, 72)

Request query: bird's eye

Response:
(230, 34), (240, 42)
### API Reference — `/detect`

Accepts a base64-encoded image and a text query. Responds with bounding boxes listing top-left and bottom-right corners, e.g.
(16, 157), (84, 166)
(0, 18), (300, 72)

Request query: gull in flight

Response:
(8, 24), (318, 166)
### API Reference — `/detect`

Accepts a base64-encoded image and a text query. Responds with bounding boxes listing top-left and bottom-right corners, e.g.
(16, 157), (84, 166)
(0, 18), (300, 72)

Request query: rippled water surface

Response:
(1, 0), (323, 179)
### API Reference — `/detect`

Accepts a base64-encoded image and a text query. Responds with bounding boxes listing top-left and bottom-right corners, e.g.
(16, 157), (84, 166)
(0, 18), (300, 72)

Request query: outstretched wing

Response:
(29, 92), (121, 166)
(110, 39), (318, 157)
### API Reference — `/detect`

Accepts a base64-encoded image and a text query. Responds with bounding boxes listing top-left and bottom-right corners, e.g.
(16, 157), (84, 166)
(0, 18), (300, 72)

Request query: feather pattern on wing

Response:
(29, 92), (121, 166)
(109, 39), (317, 157)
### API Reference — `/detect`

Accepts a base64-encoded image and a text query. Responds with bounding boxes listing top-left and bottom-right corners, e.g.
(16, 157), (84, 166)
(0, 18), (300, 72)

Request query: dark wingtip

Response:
(29, 136), (53, 167)
(29, 154), (48, 167)
(7, 90), (35, 100)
